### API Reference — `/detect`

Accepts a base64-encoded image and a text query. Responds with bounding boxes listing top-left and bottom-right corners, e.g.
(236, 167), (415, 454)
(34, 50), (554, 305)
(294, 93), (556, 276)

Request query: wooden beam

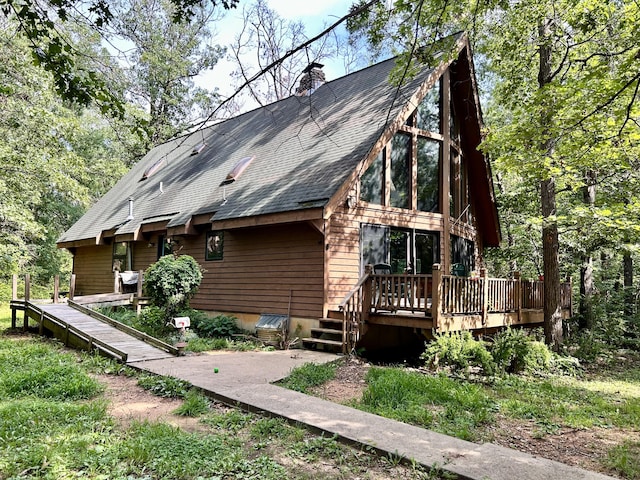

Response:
(212, 208), (324, 230)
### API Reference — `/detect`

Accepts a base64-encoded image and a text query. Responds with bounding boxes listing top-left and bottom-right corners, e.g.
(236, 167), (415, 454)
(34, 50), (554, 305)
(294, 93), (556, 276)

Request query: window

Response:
(416, 78), (441, 133)
(390, 133), (411, 209)
(361, 224), (439, 274)
(112, 241), (132, 271)
(417, 137), (440, 212)
(450, 147), (471, 223)
(360, 150), (384, 205)
(157, 235), (173, 259)
(451, 235), (475, 275)
(205, 231), (224, 261)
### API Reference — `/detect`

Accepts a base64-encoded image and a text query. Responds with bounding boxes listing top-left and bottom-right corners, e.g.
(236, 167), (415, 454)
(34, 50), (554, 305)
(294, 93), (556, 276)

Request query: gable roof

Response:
(58, 33), (499, 247)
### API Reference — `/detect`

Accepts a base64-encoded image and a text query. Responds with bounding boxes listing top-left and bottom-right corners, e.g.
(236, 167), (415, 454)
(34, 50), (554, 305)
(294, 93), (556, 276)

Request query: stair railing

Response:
(338, 266), (373, 354)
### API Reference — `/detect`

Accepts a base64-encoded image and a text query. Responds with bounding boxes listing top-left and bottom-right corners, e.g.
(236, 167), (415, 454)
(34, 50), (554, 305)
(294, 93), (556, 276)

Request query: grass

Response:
(0, 333), (454, 479)
(280, 353), (640, 476)
(276, 360), (338, 393)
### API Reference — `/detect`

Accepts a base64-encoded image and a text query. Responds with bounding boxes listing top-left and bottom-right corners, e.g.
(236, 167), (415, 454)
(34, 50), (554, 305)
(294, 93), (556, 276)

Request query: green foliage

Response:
(173, 389), (210, 417)
(491, 328), (551, 374)
(144, 254), (203, 318)
(277, 361), (338, 394)
(137, 374), (191, 398)
(288, 435), (343, 462)
(359, 368), (495, 441)
(0, 338), (102, 400)
(192, 313), (241, 338)
(422, 331), (496, 376)
(606, 441), (640, 478)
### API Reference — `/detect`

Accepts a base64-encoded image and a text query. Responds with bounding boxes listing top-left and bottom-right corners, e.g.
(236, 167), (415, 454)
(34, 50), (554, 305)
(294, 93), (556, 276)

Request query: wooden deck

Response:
(10, 299), (177, 363)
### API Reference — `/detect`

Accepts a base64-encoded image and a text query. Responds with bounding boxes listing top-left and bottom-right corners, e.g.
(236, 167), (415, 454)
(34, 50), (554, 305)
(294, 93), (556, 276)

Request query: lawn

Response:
(0, 308), (447, 480)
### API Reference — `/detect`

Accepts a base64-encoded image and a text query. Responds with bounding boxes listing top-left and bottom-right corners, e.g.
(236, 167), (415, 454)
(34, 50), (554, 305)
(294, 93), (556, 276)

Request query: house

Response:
(58, 33), (507, 353)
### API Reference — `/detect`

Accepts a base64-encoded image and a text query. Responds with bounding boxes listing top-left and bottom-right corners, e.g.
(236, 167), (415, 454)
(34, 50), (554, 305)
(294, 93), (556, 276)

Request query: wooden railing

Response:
(338, 264), (573, 350)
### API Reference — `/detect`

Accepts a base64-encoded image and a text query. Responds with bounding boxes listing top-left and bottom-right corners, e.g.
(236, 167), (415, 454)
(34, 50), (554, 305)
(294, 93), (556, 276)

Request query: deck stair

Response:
(302, 316), (344, 352)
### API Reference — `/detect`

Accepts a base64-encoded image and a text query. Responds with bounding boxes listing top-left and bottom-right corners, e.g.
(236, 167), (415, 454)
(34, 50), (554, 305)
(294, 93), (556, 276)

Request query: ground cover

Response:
(0, 325), (449, 479)
(299, 355), (640, 479)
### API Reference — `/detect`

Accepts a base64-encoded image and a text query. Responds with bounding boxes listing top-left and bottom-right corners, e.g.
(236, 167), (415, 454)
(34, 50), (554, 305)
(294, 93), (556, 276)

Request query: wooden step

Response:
(310, 327), (342, 336)
(302, 337), (343, 347)
(318, 317), (342, 328)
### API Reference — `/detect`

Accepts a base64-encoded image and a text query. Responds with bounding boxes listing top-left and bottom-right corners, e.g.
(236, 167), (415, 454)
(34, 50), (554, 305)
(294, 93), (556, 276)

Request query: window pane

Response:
(390, 133), (410, 209)
(361, 224), (389, 273)
(451, 235), (475, 275)
(415, 232), (438, 274)
(416, 79), (441, 133)
(390, 229), (409, 273)
(360, 151), (383, 205)
(417, 138), (440, 212)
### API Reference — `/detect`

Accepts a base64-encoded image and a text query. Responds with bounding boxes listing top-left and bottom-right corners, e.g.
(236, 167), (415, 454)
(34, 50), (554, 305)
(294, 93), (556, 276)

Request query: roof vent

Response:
(141, 158), (166, 180)
(191, 142), (206, 156)
(126, 197), (134, 221)
(295, 62), (325, 96)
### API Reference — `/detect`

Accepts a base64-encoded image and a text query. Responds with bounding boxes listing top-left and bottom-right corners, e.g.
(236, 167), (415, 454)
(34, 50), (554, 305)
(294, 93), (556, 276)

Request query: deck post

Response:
(514, 272), (522, 324)
(481, 268), (488, 325)
(362, 265), (373, 323)
(69, 274), (76, 300)
(431, 264), (442, 331)
(23, 274), (30, 332)
(11, 274), (18, 329)
(53, 275), (60, 304)
(136, 270), (144, 297)
(114, 271), (121, 294)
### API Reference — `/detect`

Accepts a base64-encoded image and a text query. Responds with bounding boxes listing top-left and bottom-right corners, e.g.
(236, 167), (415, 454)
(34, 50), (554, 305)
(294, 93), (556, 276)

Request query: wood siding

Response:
(72, 245), (114, 295)
(325, 201), (481, 311)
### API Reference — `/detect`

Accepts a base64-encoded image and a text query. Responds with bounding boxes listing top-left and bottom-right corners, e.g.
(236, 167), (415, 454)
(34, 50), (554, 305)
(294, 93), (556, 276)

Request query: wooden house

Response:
(59, 34), (564, 354)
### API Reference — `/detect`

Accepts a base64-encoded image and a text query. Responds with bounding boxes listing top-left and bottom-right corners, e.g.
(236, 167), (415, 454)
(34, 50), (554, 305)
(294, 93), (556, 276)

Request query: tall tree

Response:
(108, 0), (226, 146)
(0, 23), (135, 282)
(348, 0), (640, 347)
(229, 0), (334, 107)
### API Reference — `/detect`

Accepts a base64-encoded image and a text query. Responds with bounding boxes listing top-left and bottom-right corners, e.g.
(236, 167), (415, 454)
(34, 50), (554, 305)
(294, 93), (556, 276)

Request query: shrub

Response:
(490, 328), (551, 374)
(144, 254), (203, 318)
(192, 314), (240, 338)
(421, 331), (495, 376)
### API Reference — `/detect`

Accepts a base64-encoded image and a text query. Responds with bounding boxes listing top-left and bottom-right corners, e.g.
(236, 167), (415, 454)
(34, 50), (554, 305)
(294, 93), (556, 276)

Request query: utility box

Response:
(170, 316), (190, 329)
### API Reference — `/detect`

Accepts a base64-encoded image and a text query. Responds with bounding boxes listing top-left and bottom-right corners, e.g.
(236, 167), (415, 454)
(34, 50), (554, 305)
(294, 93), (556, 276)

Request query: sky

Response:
(198, 0), (357, 104)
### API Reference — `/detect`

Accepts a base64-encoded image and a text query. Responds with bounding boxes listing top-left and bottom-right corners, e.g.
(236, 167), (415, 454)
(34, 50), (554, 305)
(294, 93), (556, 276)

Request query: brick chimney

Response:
(295, 62), (325, 96)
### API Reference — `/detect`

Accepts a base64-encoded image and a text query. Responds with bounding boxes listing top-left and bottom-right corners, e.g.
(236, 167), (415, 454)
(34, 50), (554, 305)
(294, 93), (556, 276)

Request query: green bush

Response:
(421, 331), (496, 376)
(490, 328), (551, 374)
(192, 314), (240, 338)
(144, 254), (203, 318)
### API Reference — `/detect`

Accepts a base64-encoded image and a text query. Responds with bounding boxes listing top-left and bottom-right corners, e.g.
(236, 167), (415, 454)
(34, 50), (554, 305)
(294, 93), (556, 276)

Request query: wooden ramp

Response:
(20, 301), (177, 364)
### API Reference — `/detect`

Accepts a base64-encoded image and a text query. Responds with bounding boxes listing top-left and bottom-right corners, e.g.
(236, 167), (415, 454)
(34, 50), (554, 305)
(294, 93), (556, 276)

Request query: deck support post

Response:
(11, 274), (17, 329)
(431, 264), (442, 331)
(514, 272), (522, 324)
(23, 274), (30, 332)
(69, 274), (76, 300)
(53, 275), (60, 304)
(481, 268), (488, 325)
(136, 270), (144, 297)
(114, 271), (121, 294)
(362, 265), (373, 324)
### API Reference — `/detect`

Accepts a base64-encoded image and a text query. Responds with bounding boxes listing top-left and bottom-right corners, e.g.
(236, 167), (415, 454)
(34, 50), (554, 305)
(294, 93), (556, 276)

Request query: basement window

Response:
(221, 155), (255, 185)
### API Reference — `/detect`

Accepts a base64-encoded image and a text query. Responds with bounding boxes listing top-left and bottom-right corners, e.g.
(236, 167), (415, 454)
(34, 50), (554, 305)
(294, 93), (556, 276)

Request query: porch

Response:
(318, 264), (572, 354)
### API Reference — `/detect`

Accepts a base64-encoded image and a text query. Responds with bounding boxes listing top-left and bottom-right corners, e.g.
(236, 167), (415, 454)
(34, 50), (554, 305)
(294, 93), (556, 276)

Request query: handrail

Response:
(68, 300), (178, 355)
(26, 302), (128, 362)
(337, 270), (372, 354)
(338, 272), (372, 311)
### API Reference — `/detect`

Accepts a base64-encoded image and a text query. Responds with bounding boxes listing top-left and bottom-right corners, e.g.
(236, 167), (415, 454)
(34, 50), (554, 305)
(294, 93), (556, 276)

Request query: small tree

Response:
(144, 254), (203, 319)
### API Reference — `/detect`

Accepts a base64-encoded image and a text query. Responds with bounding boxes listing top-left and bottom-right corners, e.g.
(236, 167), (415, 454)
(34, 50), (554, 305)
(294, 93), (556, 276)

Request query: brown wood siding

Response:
(326, 202), (483, 311)
(177, 223), (324, 319)
(72, 245), (114, 295)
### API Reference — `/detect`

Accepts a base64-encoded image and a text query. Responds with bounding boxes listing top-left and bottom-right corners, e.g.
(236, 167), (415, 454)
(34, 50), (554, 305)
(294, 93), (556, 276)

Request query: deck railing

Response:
(339, 264), (573, 350)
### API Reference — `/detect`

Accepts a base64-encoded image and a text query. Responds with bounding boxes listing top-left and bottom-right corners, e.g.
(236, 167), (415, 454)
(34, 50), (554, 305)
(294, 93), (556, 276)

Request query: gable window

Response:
(417, 138), (440, 212)
(360, 77), (443, 213)
(112, 241), (132, 271)
(390, 133), (411, 209)
(360, 150), (383, 205)
(205, 230), (224, 261)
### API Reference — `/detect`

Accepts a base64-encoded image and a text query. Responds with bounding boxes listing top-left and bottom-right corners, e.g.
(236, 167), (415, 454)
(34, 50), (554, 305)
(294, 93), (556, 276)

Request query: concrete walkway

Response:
(130, 351), (614, 480)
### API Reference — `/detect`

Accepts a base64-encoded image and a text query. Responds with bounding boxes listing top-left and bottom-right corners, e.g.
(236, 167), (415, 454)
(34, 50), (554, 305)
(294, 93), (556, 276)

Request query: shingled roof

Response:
(58, 33), (498, 246)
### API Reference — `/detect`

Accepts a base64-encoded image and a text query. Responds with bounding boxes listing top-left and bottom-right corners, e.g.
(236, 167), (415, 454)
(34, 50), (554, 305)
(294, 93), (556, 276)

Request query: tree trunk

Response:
(623, 250), (634, 321)
(579, 170), (596, 329)
(538, 19), (563, 350)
